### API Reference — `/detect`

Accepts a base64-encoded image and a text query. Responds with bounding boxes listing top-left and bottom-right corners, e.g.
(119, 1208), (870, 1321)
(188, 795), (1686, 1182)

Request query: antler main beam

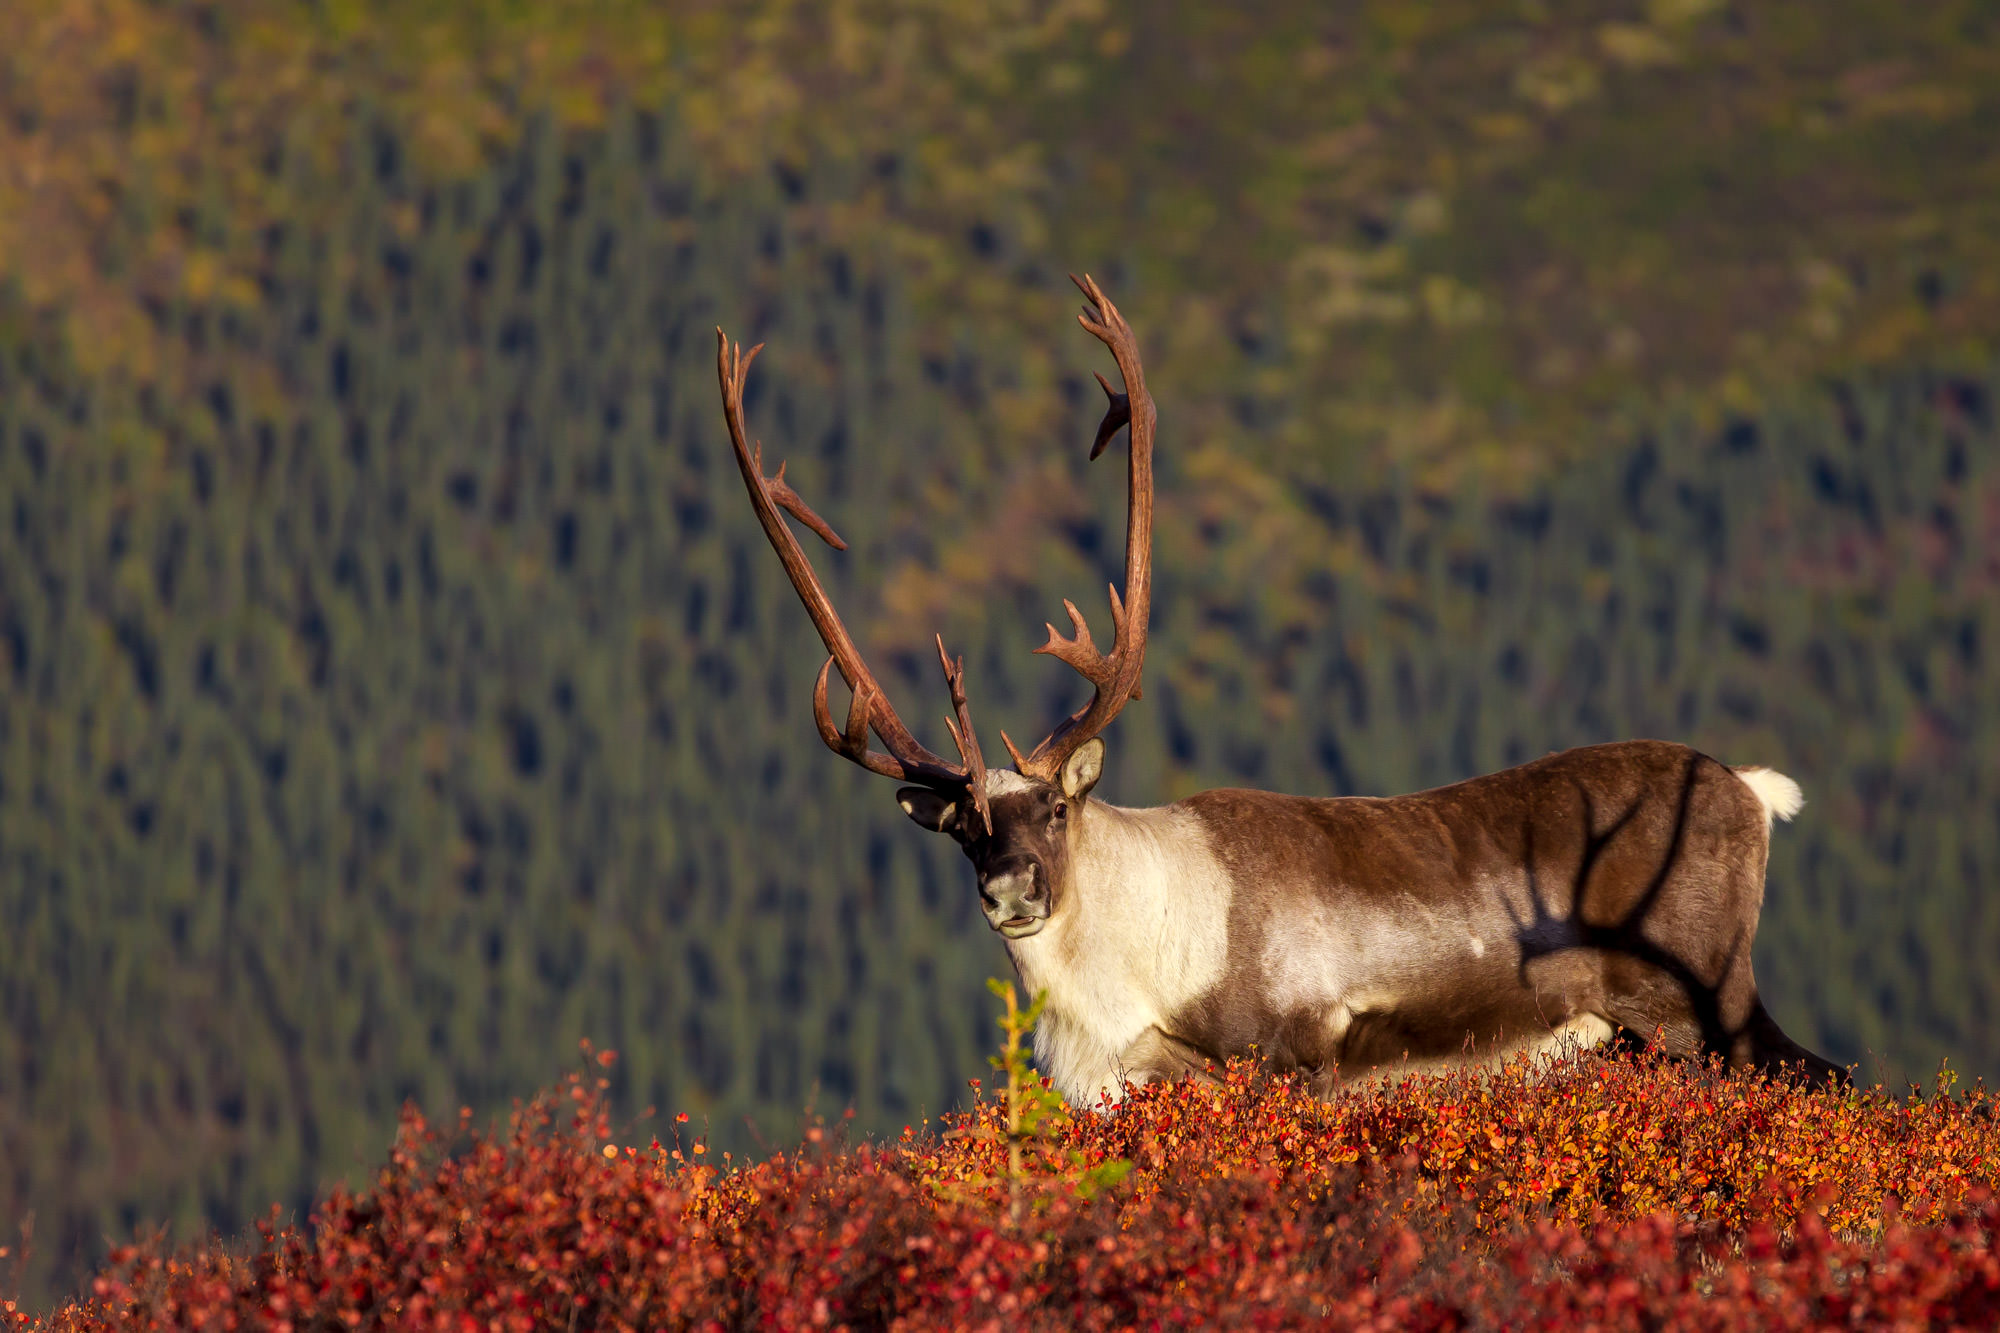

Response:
(716, 331), (991, 832)
(1010, 274), (1157, 783)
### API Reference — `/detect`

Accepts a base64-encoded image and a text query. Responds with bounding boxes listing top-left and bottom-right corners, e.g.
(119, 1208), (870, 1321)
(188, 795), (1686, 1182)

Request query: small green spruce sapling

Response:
(986, 978), (1131, 1224)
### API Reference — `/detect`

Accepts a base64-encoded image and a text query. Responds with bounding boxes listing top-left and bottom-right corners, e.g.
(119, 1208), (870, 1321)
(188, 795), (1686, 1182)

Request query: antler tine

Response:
(1016, 277), (1157, 782)
(718, 328), (975, 791)
(935, 635), (992, 834)
(1035, 599), (1110, 682)
(766, 457), (848, 551)
(810, 659), (904, 779)
(1088, 371), (1131, 461)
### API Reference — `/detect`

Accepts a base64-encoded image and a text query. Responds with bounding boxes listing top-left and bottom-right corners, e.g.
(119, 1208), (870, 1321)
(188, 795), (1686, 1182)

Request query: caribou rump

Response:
(715, 276), (1845, 1106)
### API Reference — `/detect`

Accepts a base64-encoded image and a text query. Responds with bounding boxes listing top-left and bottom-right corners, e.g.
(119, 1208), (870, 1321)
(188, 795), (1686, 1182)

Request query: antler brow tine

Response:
(935, 634), (992, 834)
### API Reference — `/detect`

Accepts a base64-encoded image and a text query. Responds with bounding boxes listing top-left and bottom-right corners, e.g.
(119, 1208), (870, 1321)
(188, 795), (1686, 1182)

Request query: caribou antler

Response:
(1005, 274), (1156, 784)
(716, 331), (992, 833)
(717, 275), (1153, 813)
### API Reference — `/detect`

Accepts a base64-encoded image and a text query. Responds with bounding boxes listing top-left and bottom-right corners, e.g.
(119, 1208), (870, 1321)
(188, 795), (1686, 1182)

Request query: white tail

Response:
(1734, 766), (1805, 828)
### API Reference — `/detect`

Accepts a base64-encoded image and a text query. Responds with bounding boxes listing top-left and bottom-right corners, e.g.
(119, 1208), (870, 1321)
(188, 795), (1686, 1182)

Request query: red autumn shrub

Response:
(32, 1042), (2000, 1331)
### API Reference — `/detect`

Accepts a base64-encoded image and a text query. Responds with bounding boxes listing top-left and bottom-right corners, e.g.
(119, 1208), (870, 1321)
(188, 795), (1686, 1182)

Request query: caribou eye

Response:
(1053, 800), (1068, 821)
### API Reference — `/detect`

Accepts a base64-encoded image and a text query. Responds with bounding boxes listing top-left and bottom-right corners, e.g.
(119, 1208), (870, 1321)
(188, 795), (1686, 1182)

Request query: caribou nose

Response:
(982, 865), (1032, 904)
(981, 861), (1046, 922)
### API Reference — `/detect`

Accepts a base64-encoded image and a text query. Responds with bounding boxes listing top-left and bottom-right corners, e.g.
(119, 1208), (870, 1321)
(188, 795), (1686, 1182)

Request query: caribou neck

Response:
(1003, 797), (1236, 1105)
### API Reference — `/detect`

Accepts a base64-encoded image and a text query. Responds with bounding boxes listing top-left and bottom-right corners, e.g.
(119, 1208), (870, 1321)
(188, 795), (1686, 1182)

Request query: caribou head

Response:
(717, 274), (1154, 944)
(894, 741), (1106, 939)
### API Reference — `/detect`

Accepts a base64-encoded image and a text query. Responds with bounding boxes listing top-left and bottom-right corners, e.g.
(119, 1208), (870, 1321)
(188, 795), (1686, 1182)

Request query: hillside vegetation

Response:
(31, 1043), (2000, 1329)
(2, 0), (1998, 1307)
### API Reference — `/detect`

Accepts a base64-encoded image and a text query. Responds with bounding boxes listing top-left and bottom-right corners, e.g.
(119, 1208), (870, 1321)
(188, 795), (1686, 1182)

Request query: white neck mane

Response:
(1004, 798), (1233, 1104)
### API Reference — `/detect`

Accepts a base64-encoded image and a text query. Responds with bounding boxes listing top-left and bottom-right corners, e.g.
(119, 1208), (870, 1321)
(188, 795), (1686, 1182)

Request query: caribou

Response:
(716, 276), (1846, 1106)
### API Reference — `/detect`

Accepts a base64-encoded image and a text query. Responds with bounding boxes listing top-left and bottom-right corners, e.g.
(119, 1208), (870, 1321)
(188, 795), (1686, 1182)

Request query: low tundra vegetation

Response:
(34, 991), (2000, 1330)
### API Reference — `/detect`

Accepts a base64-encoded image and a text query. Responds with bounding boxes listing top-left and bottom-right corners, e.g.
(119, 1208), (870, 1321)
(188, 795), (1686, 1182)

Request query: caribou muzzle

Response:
(981, 862), (1049, 938)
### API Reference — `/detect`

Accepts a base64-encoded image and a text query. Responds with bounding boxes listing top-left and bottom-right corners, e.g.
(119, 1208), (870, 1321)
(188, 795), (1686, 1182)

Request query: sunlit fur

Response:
(999, 795), (1233, 1106)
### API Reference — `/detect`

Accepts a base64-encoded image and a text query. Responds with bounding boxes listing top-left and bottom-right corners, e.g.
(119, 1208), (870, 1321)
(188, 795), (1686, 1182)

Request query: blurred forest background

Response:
(2, 0), (1998, 1306)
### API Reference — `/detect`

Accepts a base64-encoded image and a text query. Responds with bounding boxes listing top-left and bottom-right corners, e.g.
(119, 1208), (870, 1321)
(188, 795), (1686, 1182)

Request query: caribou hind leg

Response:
(1740, 998), (1849, 1085)
(1580, 757), (1847, 1087)
(1598, 954), (1848, 1086)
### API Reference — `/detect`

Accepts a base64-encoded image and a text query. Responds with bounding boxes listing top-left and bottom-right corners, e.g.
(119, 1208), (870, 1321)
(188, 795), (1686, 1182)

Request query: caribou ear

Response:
(1059, 737), (1105, 800)
(897, 787), (959, 833)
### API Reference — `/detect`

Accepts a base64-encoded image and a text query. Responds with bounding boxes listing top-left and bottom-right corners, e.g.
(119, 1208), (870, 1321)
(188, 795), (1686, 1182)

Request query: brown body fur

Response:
(1135, 740), (1840, 1088)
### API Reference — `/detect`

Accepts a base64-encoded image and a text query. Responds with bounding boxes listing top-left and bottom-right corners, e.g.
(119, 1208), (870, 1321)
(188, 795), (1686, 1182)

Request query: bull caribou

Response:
(715, 276), (1845, 1105)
